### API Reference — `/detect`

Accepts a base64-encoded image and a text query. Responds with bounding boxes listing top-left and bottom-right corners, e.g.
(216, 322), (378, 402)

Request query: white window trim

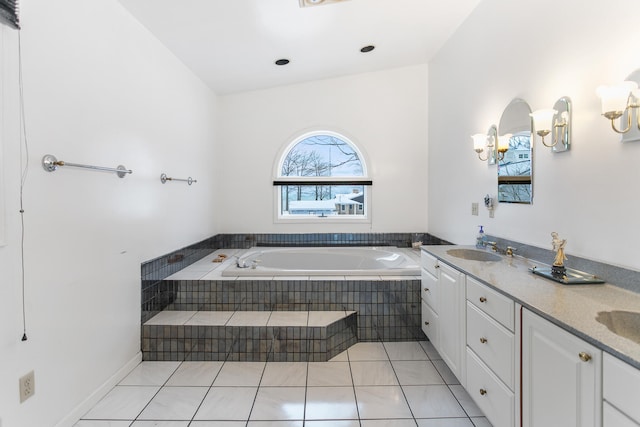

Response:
(273, 130), (372, 224)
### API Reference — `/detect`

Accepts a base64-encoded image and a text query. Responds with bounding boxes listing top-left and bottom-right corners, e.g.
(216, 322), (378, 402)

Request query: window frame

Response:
(273, 130), (372, 224)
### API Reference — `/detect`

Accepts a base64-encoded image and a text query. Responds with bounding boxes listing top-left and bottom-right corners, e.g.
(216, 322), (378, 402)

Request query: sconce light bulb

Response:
(597, 81), (637, 115)
(471, 134), (488, 151)
(498, 134), (511, 152)
(530, 109), (557, 134)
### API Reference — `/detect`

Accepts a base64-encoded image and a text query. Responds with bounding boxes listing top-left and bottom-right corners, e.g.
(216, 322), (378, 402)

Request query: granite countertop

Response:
(421, 245), (640, 369)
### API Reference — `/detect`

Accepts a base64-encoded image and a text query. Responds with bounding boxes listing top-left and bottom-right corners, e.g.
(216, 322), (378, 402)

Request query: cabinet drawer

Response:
(421, 250), (439, 277)
(421, 299), (439, 346)
(467, 276), (514, 331)
(604, 402), (640, 427)
(421, 268), (438, 311)
(466, 348), (515, 427)
(466, 302), (515, 390)
(604, 353), (640, 423)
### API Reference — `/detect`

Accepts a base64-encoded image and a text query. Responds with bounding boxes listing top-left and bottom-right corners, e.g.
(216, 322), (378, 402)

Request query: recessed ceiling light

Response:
(360, 45), (375, 53)
(275, 59), (290, 66)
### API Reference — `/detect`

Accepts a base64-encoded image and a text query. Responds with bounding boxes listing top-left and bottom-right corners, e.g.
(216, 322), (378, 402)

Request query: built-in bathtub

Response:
(222, 246), (420, 277)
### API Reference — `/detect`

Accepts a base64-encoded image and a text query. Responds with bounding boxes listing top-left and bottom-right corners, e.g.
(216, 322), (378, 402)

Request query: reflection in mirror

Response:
(621, 69), (640, 143)
(498, 98), (533, 204)
(487, 124), (498, 165)
(552, 97), (572, 152)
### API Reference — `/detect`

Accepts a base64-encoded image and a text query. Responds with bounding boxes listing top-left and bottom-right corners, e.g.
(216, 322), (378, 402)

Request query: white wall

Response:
(0, 1), (218, 426)
(428, 0), (640, 271)
(217, 65), (429, 233)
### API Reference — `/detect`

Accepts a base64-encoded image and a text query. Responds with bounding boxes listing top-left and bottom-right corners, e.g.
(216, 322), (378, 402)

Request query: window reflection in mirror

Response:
(498, 131), (532, 203)
(498, 98), (533, 204)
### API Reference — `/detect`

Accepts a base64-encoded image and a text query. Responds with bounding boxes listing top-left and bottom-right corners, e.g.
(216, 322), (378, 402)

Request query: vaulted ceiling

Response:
(118, 0), (481, 94)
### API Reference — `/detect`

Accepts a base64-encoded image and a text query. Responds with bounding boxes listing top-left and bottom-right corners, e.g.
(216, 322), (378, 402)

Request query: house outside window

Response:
(274, 131), (371, 222)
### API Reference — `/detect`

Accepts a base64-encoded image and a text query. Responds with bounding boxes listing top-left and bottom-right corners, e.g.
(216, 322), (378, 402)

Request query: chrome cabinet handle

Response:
(479, 389), (487, 396)
(480, 337), (488, 344)
(479, 297), (487, 303)
(579, 352), (592, 362)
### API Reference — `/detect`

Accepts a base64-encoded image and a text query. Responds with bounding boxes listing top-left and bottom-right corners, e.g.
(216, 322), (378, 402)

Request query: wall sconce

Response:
(596, 81), (640, 133)
(530, 97), (572, 152)
(472, 133), (490, 161)
(472, 125), (498, 162)
(496, 133), (511, 161)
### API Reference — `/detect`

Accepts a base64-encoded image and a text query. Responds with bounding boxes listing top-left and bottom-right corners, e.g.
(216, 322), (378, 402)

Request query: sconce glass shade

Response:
(530, 109), (557, 133)
(596, 81), (638, 115)
(498, 134), (511, 152)
(472, 134), (488, 150)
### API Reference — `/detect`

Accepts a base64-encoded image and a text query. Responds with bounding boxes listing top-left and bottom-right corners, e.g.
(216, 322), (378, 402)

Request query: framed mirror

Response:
(498, 98), (533, 204)
(621, 69), (640, 143)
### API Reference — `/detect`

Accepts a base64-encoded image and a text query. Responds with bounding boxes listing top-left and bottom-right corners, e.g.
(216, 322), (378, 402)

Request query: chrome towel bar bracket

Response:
(160, 173), (197, 185)
(42, 154), (132, 178)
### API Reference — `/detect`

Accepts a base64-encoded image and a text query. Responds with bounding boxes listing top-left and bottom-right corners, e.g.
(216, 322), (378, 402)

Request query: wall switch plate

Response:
(471, 202), (479, 216)
(19, 371), (35, 403)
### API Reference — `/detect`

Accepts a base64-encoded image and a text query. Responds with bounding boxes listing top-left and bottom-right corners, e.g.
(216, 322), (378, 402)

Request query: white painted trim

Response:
(0, 26), (6, 247)
(54, 352), (142, 427)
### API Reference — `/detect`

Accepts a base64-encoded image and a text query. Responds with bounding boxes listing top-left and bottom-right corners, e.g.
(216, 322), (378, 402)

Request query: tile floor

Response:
(75, 341), (492, 427)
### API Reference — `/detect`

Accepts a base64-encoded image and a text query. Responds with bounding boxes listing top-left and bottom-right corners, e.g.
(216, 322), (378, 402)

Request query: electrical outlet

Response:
(19, 371), (35, 403)
(471, 202), (479, 216)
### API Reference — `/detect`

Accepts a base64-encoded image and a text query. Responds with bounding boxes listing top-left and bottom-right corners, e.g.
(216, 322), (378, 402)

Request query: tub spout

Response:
(235, 256), (249, 268)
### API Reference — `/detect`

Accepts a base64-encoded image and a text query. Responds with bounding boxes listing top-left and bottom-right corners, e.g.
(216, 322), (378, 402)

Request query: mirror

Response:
(498, 98), (533, 204)
(621, 69), (640, 143)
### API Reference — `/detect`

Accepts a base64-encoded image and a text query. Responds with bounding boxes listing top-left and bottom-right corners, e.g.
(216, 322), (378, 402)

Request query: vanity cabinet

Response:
(465, 277), (516, 427)
(438, 261), (465, 383)
(420, 251), (466, 384)
(603, 353), (640, 426)
(420, 251), (439, 347)
(522, 308), (602, 427)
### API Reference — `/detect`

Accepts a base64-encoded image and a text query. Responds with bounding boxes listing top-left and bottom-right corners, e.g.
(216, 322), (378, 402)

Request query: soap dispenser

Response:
(476, 226), (487, 249)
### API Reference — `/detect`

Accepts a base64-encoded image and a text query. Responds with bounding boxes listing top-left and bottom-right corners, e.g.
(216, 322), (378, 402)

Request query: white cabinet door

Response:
(421, 267), (439, 313)
(603, 352), (640, 424)
(421, 300), (439, 347)
(604, 402), (640, 427)
(438, 262), (465, 385)
(522, 308), (602, 427)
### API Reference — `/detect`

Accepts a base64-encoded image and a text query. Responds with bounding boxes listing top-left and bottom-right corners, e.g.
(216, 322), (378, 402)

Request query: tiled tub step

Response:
(142, 310), (357, 362)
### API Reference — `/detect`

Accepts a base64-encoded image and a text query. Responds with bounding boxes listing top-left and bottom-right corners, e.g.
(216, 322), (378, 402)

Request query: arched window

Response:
(274, 131), (371, 221)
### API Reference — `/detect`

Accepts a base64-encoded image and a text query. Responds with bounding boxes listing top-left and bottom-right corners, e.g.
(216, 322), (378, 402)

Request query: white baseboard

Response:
(55, 352), (142, 427)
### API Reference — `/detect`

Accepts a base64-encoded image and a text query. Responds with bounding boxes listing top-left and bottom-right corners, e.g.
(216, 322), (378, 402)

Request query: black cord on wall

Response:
(18, 30), (29, 342)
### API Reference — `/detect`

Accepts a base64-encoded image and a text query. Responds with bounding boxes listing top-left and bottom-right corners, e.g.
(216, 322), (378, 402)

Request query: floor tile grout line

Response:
(302, 356), (310, 424)
(379, 340), (421, 426)
(344, 342), (364, 427)
(187, 359), (227, 425)
(129, 360), (182, 422)
(244, 335), (275, 424)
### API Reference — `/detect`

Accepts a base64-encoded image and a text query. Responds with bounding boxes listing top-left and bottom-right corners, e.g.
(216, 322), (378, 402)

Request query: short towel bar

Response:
(160, 173), (197, 185)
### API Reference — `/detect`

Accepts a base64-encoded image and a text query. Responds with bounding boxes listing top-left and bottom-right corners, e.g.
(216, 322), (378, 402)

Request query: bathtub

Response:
(222, 246), (420, 276)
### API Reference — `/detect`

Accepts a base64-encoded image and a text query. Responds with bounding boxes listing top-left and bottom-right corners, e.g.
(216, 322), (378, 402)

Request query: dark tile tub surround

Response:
(165, 278), (423, 342)
(142, 312), (358, 362)
(141, 232), (449, 323)
(485, 235), (640, 295)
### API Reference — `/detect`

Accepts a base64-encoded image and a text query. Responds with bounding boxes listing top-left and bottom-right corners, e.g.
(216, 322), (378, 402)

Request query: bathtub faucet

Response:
(235, 257), (249, 268)
(236, 257), (261, 269)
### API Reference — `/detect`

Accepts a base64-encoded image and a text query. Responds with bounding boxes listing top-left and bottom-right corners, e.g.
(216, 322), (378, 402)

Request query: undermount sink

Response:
(596, 310), (640, 344)
(446, 248), (502, 262)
